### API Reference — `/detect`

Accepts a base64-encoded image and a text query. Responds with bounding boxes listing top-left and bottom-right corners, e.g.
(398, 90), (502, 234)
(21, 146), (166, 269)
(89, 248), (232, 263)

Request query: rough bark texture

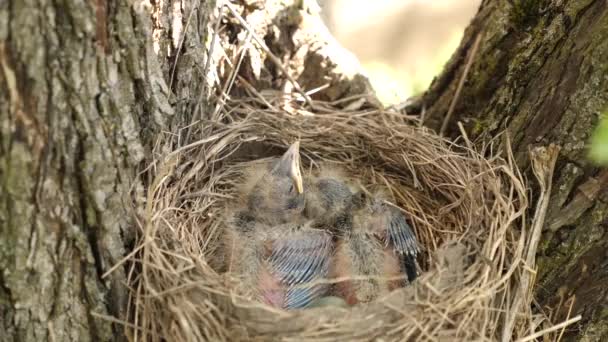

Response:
(0, 0), (212, 340)
(415, 0), (608, 340)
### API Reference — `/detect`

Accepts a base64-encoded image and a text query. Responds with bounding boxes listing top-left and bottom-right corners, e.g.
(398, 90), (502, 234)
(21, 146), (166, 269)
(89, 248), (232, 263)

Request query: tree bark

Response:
(0, 0), (210, 340)
(414, 0), (608, 340)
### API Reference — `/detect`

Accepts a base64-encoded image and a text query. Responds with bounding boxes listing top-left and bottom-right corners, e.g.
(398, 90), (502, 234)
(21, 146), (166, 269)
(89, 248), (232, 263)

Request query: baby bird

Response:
(246, 141), (305, 225)
(301, 166), (419, 305)
(304, 173), (355, 233)
(265, 221), (333, 308)
(223, 141), (333, 309)
(330, 192), (419, 305)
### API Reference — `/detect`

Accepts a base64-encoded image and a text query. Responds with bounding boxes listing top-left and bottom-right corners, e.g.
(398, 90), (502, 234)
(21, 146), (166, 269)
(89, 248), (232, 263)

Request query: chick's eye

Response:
(288, 184), (294, 193)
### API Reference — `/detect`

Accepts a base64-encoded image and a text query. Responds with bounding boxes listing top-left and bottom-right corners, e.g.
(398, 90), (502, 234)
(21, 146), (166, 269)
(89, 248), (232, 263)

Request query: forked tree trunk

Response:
(416, 0), (608, 340)
(1, 0), (607, 341)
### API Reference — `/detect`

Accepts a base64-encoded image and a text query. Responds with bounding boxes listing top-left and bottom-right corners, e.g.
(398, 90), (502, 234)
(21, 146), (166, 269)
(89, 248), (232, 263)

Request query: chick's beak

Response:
(293, 170), (303, 194)
(280, 141), (303, 194)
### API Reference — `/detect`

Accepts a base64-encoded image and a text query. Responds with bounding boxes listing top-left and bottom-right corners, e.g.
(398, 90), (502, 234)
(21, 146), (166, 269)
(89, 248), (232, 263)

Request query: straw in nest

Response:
(122, 97), (567, 341)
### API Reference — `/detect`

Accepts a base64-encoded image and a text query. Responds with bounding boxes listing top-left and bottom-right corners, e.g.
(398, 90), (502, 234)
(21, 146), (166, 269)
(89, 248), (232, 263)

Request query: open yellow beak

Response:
(283, 141), (304, 194)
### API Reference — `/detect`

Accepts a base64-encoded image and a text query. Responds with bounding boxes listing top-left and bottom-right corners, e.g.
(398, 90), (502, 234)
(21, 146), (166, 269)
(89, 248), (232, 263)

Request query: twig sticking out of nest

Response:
(123, 100), (569, 341)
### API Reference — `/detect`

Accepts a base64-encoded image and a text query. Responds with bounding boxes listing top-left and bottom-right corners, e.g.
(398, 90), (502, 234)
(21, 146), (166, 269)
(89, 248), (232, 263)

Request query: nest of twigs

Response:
(125, 96), (556, 341)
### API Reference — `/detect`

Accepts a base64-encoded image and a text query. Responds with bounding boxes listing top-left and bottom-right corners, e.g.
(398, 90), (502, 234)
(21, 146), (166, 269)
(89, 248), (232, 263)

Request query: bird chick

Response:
(223, 142), (333, 309)
(222, 212), (271, 301)
(220, 141), (305, 270)
(245, 141), (305, 225)
(224, 217), (333, 309)
(330, 193), (419, 305)
(265, 221), (333, 309)
(305, 178), (352, 227)
(301, 167), (419, 304)
(303, 167), (357, 234)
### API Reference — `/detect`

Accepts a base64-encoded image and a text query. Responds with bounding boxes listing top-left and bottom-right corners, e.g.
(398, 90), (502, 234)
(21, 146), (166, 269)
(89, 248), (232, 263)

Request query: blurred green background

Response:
(590, 115), (608, 164)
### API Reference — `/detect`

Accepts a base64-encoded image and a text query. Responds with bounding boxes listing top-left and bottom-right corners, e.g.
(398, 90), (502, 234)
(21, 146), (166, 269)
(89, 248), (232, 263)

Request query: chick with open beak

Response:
(225, 141), (337, 309)
(247, 141), (306, 225)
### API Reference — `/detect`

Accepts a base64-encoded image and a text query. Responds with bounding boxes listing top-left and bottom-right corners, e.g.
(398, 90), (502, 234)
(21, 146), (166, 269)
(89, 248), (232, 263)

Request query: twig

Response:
(102, 237), (152, 279)
(557, 296), (575, 342)
(187, 9), (222, 141)
(223, 1), (315, 109)
(515, 315), (581, 342)
(501, 144), (560, 341)
(440, 33), (482, 136)
(169, 0), (201, 93)
(211, 31), (253, 120)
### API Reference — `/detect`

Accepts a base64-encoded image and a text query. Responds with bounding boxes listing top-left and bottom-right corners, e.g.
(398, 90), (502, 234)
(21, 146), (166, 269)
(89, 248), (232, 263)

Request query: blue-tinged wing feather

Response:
(386, 208), (419, 282)
(268, 229), (332, 308)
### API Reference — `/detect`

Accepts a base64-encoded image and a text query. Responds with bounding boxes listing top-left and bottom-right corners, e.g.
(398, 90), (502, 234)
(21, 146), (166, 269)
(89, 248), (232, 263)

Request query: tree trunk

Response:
(0, 0), (212, 340)
(414, 0), (608, 340)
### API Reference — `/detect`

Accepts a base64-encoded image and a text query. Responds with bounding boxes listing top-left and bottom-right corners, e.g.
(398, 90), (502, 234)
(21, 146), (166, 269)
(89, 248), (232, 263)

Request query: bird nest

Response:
(125, 99), (551, 341)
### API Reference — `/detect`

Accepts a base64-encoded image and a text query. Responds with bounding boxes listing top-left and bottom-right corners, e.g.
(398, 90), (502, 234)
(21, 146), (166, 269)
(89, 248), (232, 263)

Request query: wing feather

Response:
(268, 228), (333, 309)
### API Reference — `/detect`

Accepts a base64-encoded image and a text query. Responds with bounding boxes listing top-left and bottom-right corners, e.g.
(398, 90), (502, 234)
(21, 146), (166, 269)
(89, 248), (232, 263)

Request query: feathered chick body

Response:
(223, 142), (333, 309)
(224, 216), (332, 309)
(301, 167), (419, 305)
(330, 193), (419, 304)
